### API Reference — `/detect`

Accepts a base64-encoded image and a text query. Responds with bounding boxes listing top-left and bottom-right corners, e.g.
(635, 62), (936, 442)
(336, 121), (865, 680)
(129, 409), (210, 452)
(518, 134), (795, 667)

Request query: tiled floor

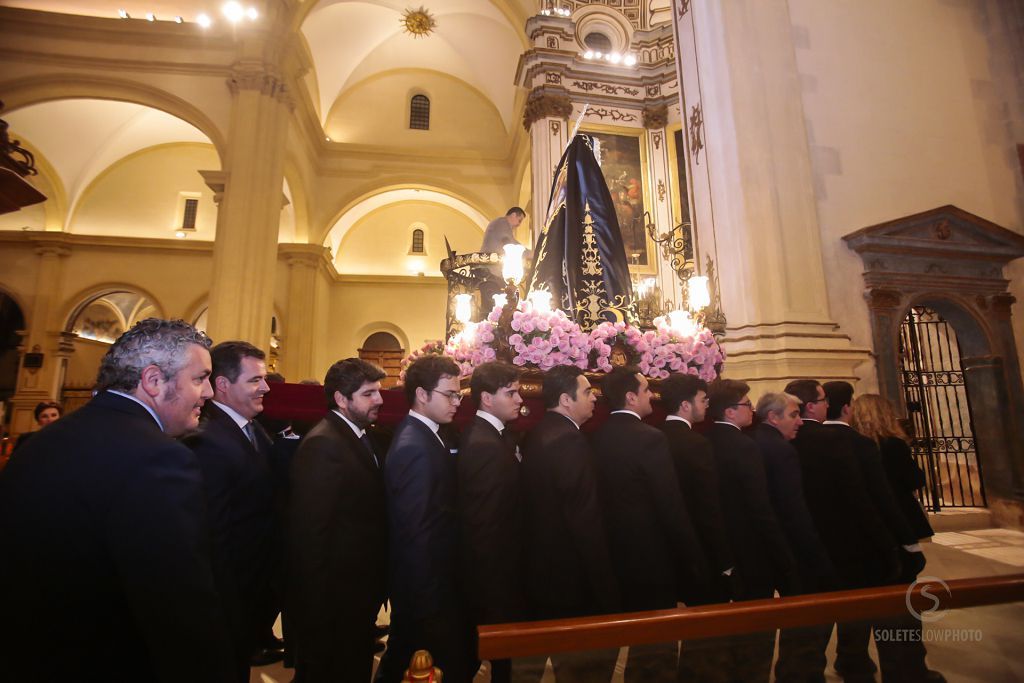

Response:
(252, 529), (1024, 683)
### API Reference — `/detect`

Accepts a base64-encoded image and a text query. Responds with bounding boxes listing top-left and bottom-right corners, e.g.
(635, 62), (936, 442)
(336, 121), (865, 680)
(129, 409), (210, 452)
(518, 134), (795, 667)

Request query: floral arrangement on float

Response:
(403, 288), (725, 382)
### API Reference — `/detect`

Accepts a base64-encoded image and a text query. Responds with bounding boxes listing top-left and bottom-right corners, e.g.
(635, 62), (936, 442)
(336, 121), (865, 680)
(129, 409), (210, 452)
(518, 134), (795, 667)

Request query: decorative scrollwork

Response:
(688, 103), (704, 164)
(587, 107), (638, 123)
(571, 81), (641, 96)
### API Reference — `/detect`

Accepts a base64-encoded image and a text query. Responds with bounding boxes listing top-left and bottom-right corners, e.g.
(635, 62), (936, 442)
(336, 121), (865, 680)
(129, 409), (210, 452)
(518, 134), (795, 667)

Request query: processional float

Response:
(431, 130), (724, 390)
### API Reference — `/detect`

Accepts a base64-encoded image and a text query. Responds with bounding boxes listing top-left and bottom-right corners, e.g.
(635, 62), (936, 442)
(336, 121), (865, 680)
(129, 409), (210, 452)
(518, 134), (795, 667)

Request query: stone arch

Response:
(353, 321), (410, 354)
(0, 75), (228, 160)
(61, 283), (166, 334)
(845, 205), (1024, 525)
(321, 185), (491, 258)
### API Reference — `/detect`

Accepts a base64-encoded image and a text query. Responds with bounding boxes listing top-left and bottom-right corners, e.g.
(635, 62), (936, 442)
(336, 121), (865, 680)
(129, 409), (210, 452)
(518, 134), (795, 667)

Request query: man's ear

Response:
(415, 386), (430, 406)
(333, 390), (346, 411)
(479, 391), (493, 412)
(139, 365), (164, 398)
(214, 374), (230, 394)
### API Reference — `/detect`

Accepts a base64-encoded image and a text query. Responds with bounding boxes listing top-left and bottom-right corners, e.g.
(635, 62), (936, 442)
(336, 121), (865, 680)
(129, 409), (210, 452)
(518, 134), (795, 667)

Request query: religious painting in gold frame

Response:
(581, 125), (657, 274)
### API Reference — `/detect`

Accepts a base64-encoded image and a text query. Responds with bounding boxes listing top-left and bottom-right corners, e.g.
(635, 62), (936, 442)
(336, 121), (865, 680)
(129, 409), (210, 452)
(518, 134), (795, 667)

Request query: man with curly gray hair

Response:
(0, 318), (233, 682)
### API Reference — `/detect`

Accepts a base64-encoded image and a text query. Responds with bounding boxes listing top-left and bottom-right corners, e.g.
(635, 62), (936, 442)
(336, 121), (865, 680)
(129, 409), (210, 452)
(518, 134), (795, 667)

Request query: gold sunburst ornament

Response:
(401, 6), (437, 38)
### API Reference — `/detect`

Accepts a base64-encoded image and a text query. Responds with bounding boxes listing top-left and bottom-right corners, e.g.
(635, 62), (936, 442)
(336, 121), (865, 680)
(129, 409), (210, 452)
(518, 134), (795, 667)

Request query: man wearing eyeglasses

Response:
(376, 355), (477, 683)
(706, 378), (797, 683)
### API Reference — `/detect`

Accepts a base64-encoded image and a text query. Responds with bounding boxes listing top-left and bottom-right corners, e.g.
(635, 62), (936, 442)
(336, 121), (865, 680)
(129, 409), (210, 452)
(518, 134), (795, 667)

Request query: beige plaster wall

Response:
(336, 201), (484, 276)
(324, 276), (448, 377)
(789, 0), (1024, 378)
(324, 70), (508, 156)
(70, 144), (219, 239)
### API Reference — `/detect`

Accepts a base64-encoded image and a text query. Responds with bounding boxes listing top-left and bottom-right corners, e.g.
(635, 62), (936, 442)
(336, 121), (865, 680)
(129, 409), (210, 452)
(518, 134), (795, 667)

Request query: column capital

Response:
(199, 169), (228, 205)
(642, 104), (669, 129)
(522, 87), (573, 131)
(865, 287), (904, 311)
(279, 243), (330, 270)
(227, 61), (294, 109)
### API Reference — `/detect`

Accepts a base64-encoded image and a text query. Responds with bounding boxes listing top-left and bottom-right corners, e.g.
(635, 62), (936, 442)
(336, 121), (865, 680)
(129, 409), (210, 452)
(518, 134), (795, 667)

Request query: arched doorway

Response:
(0, 292), (26, 437)
(899, 305), (985, 511)
(845, 205), (1024, 526)
(359, 332), (404, 388)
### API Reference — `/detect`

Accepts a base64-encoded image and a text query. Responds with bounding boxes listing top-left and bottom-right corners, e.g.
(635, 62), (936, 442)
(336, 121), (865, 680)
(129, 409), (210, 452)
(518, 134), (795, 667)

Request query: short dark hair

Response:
(324, 358), (386, 409)
(602, 366), (642, 411)
(470, 362), (520, 404)
(823, 381), (855, 420)
(707, 378), (750, 421)
(785, 379), (822, 416)
(210, 341), (266, 384)
(96, 318), (211, 392)
(506, 206), (526, 218)
(34, 401), (61, 421)
(660, 373), (708, 414)
(542, 365), (584, 409)
(404, 355), (460, 405)
(265, 372), (286, 383)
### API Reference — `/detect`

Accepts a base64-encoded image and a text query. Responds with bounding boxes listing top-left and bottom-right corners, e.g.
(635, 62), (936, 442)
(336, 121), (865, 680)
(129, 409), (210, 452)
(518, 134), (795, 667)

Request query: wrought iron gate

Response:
(898, 306), (986, 511)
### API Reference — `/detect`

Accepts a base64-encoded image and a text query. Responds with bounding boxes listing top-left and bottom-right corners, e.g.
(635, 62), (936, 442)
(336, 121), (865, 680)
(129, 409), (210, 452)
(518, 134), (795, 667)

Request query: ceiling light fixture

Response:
(145, 12), (156, 21)
(222, 1), (245, 23)
(174, 15), (183, 23)
(117, 8), (129, 19)
(175, 230), (187, 239)
(246, 7), (258, 20)
(401, 6), (437, 38)
(196, 13), (212, 28)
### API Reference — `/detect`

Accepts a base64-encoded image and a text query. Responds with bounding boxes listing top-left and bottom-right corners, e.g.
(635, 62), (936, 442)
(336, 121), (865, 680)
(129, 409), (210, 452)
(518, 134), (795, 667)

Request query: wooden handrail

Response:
(478, 573), (1024, 660)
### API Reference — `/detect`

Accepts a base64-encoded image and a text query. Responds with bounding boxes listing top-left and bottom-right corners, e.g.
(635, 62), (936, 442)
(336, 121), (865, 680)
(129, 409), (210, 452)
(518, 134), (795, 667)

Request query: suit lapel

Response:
(326, 412), (381, 475)
(205, 402), (258, 454)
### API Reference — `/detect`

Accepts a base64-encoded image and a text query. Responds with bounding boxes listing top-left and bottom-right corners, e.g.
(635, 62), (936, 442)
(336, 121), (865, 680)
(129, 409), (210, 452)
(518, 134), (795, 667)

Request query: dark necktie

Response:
(360, 432), (379, 468)
(243, 421), (257, 448)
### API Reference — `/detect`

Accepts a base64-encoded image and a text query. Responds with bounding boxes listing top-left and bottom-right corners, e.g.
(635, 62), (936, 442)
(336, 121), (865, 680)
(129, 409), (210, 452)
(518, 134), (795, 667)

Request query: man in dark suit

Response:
(184, 341), (278, 681)
(659, 373), (735, 683)
(456, 361), (525, 683)
(593, 367), (707, 683)
(785, 379), (900, 681)
(376, 355), (476, 683)
(288, 358), (389, 682)
(707, 379), (798, 683)
(823, 381), (939, 683)
(0, 318), (233, 682)
(753, 391), (837, 683)
(659, 373), (734, 602)
(521, 364), (620, 682)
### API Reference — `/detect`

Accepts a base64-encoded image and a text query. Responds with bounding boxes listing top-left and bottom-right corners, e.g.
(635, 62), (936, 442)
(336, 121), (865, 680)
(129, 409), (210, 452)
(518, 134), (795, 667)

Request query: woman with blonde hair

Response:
(850, 394), (933, 541)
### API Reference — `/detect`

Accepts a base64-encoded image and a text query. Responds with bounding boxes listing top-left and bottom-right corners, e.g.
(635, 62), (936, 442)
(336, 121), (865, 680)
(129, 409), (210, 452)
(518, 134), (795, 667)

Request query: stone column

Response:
(671, 0), (872, 388)
(9, 241), (72, 435)
(204, 55), (291, 348)
(278, 244), (328, 382)
(524, 89), (572, 241)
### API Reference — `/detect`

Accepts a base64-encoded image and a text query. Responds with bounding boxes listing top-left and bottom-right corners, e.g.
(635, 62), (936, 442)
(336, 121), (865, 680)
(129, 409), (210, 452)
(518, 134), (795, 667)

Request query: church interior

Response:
(1, 0), (1024, 678)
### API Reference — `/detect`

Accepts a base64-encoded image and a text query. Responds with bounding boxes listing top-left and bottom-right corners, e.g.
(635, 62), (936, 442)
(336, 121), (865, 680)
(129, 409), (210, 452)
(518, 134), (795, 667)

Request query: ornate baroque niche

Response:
(844, 205), (1024, 520)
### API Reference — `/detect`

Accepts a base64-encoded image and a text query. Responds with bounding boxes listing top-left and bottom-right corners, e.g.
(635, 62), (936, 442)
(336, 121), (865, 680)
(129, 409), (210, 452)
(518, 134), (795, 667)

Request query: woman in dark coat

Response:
(851, 394), (933, 541)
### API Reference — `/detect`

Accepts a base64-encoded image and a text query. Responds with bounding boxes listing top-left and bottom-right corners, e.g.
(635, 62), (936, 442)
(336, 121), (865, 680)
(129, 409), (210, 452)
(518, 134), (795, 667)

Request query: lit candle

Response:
(668, 309), (696, 337)
(454, 293), (473, 323)
(687, 275), (711, 311)
(502, 244), (526, 283)
(529, 290), (552, 313)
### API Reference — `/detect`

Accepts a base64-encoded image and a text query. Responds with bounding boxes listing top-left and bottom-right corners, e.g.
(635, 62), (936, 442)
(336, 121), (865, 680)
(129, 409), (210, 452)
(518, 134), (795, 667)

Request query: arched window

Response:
(410, 94), (430, 130)
(410, 228), (425, 254)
